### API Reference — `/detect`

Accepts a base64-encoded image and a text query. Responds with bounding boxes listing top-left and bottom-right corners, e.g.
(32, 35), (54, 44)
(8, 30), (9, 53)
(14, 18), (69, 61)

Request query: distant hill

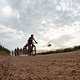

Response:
(0, 44), (10, 55)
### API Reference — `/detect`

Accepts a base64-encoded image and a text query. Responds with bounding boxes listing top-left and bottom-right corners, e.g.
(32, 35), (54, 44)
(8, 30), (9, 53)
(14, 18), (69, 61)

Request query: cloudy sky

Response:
(0, 0), (80, 50)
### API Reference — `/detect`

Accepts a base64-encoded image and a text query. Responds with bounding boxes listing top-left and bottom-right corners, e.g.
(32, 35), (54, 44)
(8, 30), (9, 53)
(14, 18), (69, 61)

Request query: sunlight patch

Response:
(1, 5), (19, 18)
(1, 6), (13, 17)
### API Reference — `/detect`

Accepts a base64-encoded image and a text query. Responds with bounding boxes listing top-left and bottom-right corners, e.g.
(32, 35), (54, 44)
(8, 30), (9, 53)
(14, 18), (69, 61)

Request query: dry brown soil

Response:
(0, 51), (80, 80)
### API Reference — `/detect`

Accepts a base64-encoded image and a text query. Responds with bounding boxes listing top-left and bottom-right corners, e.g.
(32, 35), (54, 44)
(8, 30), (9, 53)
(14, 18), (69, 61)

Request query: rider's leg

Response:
(28, 44), (32, 55)
(32, 44), (36, 55)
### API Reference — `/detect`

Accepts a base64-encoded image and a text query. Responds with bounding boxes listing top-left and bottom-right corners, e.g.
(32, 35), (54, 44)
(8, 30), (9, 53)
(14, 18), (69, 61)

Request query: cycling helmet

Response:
(31, 34), (34, 37)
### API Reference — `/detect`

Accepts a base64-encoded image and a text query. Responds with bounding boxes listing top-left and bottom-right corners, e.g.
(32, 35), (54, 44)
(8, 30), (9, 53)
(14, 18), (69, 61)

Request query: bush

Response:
(0, 44), (10, 55)
(63, 48), (72, 52)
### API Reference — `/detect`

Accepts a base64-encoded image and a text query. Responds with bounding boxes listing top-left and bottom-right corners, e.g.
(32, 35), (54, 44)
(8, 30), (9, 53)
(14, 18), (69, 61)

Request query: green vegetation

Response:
(38, 45), (80, 55)
(0, 44), (10, 55)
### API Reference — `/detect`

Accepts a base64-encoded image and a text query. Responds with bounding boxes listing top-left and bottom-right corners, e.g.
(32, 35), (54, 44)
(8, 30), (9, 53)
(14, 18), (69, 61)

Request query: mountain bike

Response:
(28, 44), (36, 56)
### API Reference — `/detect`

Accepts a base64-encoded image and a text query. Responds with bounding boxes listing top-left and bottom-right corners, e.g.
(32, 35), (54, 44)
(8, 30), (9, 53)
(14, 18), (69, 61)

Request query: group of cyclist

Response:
(12, 34), (37, 56)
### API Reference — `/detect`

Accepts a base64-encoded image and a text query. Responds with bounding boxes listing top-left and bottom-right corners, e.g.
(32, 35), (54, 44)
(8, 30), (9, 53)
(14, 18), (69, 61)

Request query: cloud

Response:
(0, 0), (80, 50)
(0, 5), (19, 18)
(64, 22), (80, 47)
(1, 6), (13, 17)
(38, 19), (80, 49)
(0, 24), (25, 40)
(0, 24), (26, 49)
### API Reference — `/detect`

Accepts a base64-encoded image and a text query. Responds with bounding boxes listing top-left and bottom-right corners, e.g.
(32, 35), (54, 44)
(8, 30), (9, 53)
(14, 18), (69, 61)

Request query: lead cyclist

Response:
(27, 34), (38, 55)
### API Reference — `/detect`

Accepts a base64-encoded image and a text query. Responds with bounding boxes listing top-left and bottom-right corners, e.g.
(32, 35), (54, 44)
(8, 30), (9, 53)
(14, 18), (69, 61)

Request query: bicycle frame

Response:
(28, 44), (36, 56)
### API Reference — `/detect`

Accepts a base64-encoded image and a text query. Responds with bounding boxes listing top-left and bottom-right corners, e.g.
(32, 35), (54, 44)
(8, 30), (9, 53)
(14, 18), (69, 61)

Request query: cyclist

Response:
(27, 34), (37, 54)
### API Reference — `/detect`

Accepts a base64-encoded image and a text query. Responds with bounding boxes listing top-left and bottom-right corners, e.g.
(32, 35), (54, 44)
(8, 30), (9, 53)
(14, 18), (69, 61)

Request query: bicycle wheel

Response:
(32, 46), (36, 56)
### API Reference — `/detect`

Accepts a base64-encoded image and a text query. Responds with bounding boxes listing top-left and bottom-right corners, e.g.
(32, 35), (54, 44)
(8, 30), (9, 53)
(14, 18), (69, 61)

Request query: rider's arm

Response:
(33, 38), (37, 44)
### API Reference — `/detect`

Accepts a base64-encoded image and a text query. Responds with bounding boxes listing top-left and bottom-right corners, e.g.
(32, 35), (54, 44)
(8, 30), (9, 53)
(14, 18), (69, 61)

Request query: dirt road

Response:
(0, 51), (80, 80)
